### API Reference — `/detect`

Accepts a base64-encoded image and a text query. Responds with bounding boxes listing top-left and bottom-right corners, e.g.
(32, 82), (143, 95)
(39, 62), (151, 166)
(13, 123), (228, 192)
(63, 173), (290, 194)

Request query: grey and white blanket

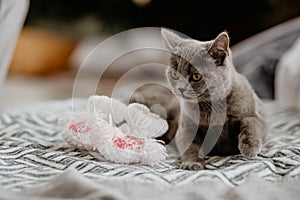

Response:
(0, 99), (300, 199)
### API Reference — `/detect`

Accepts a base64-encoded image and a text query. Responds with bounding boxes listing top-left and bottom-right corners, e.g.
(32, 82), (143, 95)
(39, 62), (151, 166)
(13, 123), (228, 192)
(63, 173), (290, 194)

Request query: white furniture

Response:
(0, 0), (28, 86)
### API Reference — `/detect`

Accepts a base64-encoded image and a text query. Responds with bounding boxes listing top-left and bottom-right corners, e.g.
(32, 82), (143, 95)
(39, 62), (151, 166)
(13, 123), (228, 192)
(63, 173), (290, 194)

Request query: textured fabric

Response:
(1, 169), (300, 200)
(0, 99), (300, 193)
(232, 17), (300, 99)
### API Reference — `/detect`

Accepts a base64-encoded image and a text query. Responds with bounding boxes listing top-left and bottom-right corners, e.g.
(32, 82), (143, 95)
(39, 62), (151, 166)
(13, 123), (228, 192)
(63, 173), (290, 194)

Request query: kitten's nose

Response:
(178, 88), (185, 94)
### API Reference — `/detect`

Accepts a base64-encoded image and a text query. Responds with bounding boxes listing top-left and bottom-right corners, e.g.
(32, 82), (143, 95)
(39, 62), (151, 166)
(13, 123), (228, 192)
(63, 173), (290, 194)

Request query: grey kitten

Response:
(130, 29), (267, 170)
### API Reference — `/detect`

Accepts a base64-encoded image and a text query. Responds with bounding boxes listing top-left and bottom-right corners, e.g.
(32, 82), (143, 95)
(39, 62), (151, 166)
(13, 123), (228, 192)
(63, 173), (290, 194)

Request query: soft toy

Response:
(61, 95), (168, 166)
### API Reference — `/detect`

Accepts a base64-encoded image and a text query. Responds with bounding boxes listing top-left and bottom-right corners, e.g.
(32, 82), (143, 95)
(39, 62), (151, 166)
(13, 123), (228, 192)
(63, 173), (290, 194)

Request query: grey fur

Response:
(130, 29), (267, 170)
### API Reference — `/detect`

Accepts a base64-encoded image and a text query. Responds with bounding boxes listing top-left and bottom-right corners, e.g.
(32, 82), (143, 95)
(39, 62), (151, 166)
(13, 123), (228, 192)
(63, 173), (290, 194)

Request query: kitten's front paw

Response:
(180, 162), (205, 170)
(238, 132), (262, 157)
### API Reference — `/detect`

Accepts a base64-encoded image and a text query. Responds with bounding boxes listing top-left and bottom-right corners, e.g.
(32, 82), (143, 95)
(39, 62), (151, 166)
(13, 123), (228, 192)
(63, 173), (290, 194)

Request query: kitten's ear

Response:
(161, 28), (183, 51)
(208, 32), (229, 66)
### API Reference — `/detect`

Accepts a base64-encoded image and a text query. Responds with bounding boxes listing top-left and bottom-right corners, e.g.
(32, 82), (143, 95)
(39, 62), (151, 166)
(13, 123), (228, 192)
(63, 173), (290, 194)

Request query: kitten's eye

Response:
(191, 73), (202, 82)
(170, 71), (179, 80)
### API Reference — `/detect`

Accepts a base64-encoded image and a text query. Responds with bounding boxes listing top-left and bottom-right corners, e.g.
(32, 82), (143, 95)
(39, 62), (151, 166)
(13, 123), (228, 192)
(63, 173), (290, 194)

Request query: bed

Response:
(1, 17), (300, 199)
(0, 99), (300, 199)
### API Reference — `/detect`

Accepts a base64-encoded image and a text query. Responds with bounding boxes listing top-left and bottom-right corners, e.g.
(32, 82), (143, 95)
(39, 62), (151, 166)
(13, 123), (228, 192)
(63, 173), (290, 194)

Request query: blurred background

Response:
(1, 0), (300, 107)
(24, 0), (300, 44)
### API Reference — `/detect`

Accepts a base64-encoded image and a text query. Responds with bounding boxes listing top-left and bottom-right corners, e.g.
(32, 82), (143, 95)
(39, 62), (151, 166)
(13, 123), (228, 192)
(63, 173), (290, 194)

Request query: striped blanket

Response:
(0, 99), (300, 191)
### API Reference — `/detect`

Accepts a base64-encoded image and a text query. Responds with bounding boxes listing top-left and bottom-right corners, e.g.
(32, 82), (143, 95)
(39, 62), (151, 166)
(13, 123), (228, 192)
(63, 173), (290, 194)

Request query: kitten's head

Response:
(162, 29), (234, 102)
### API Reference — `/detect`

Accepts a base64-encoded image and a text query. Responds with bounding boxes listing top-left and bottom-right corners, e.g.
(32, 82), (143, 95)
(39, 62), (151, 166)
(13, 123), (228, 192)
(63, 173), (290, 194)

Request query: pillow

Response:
(232, 17), (300, 99)
(275, 35), (300, 108)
